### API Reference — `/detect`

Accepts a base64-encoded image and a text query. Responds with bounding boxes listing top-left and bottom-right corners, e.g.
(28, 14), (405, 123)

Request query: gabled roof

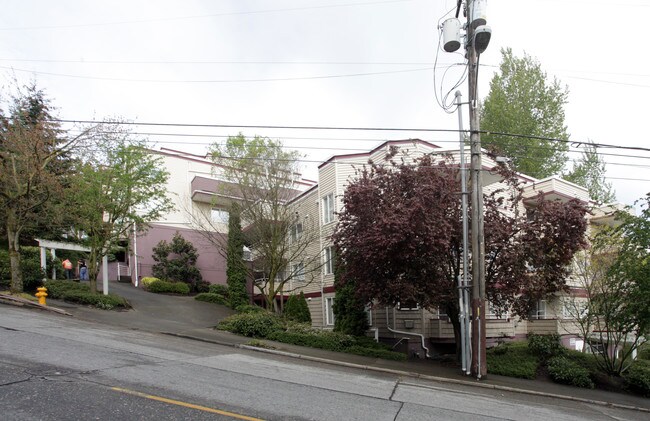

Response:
(317, 139), (440, 169)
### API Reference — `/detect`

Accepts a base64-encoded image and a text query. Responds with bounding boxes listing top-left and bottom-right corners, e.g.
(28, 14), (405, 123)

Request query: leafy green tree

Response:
(0, 82), (89, 293)
(75, 122), (173, 294)
(284, 291), (311, 323)
(152, 232), (203, 291)
(226, 202), (249, 308)
(564, 140), (615, 203)
(481, 48), (570, 178)
(587, 197), (650, 375)
(210, 134), (320, 312)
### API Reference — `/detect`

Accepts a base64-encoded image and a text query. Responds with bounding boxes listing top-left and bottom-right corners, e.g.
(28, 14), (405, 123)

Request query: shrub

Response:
(547, 356), (595, 389)
(209, 284), (229, 297)
(195, 293), (228, 305)
(195, 281), (211, 293)
(528, 333), (563, 361)
(623, 360), (650, 397)
(267, 330), (356, 352)
(151, 232), (202, 291)
(283, 292), (311, 323)
(637, 343), (650, 361)
(44, 280), (129, 310)
(45, 280), (88, 298)
(235, 304), (265, 314)
(147, 280), (190, 295)
(218, 311), (283, 338)
(140, 277), (160, 288)
(487, 342), (539, 379)
(0, 247), (47, 291)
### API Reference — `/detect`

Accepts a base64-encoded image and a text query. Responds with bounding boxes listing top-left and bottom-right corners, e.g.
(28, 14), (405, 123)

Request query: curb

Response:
(0, 295), (73, 316)
(164, 332), (649, 414)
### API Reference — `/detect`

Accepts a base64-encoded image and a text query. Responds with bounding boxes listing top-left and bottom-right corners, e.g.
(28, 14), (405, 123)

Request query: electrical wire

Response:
(0, 65), (436, 84)
(54, 119), (650, 154)
(0, 0), (416, 31)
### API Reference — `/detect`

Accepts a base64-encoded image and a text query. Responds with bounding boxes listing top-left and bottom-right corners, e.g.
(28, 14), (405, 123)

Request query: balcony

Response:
(191, 176), (243, 207)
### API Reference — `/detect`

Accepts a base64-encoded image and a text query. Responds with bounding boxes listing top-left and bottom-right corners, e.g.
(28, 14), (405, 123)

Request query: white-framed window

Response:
(211, 208), (229, 224)
(530, 300), (547, 320)
(291, 262), (305, 282)
(324, 246), (334, 275)
(562, 299), (588, 319)
(325, 297), (335, 326)
(290, 222), (303, 244)
(322, 193), (334, 224)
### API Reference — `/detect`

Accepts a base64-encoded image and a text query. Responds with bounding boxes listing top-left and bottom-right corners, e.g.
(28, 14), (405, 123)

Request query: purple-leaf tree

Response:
(332, 153), (588, 353)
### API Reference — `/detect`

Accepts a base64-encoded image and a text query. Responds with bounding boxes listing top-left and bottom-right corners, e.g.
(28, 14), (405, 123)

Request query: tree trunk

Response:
(446, 303), (462, 361)
(7, 213), (24, 294)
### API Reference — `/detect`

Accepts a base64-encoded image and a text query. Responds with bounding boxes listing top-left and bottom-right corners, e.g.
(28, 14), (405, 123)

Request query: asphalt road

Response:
(0, 307), (646, 421)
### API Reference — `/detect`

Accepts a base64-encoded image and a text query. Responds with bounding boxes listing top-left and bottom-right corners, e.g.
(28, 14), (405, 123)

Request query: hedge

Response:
(140, 277), (160, 288)
(623, 360), (650, 397)
(44, 280), (129, 310)
(218, 311), (284, 338)
(147, 280), (190, 295)
(547, 356), (595, 389)
(527, 333), (563, 361)
(208, 284), (229, 297)
(218, 310), (406, 361)
(195, 292), (228, 305)
(486, 342), (539, 379)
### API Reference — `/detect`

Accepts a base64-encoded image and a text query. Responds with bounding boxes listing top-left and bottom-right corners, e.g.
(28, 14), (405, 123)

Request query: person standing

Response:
(79, 259), (88, 281)
(62, 259), (73, 280)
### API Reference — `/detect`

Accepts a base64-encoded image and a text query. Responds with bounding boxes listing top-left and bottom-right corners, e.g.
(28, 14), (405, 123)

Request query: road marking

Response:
(111, 387), (265, 421)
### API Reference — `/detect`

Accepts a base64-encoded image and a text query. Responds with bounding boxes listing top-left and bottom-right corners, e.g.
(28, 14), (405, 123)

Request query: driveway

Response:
(51, 280), (235, 335)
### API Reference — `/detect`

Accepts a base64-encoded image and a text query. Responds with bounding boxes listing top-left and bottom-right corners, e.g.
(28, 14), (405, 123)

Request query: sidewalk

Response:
(3, 280), (649, 412)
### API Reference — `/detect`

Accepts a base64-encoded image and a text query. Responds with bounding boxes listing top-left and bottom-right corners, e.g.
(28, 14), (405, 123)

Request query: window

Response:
(397, 300), (419, 311)
(562, 299), (588, 319)
(322, 193), (334, 224)
(487, 302), (509, 320)
(325, 297), (335, 326)
(291, 262), (305, 282)
(324, 246), (334, 275)
(530, 300), (547, 320)
(290, 222), (303, 243)
(211, 208), (229, 224)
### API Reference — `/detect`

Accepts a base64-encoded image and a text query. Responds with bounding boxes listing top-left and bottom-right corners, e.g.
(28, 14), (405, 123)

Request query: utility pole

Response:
(467, 0), (487, 379)
(442, 0), (491, 379)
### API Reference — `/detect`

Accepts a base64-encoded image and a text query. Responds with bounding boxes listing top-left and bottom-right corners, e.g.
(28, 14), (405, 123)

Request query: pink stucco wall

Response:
(133, 224), (227, 285)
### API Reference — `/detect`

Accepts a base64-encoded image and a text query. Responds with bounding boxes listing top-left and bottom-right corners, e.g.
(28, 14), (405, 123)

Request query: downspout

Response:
(385, 307), (430, 358)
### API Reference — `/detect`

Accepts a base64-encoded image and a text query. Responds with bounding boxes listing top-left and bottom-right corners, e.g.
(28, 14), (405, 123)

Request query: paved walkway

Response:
(3, 281), (649, 412)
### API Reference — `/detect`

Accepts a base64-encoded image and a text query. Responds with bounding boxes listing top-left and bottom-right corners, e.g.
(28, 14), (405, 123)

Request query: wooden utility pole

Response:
(467, 0), (487, 379)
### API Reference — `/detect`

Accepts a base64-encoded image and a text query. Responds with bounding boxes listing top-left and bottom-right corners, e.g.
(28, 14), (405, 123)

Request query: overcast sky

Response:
(1, 0), (648, 207)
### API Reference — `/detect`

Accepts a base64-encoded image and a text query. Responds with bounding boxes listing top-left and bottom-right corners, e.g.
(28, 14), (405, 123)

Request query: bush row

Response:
(195, 292), (228, 305)
(45, 280), (129, 310)
(217, 310), (406, 361)
(623, 360), (650, 397)
(486, 341), (539, 379)
(547, 356), (595, 389)
(146, 280), (190, 295)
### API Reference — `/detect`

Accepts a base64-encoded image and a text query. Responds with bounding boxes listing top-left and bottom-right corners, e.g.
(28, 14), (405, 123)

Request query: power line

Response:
(0, 65), (437, 83)
(56, 119), (650, 154)
(0, 0), (415, 31)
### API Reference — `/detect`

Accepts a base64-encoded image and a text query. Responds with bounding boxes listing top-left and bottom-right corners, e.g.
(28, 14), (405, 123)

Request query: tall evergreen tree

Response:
(226, 202), (249, 308)
(333, 255), (369, 336)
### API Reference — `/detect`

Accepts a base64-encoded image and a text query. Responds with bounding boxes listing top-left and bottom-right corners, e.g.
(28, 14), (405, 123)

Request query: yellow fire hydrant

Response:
(35, 286), (48, 306)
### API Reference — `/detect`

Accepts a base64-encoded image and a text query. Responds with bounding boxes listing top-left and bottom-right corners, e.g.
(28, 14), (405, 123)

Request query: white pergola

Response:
(35, 239), (110, 295)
